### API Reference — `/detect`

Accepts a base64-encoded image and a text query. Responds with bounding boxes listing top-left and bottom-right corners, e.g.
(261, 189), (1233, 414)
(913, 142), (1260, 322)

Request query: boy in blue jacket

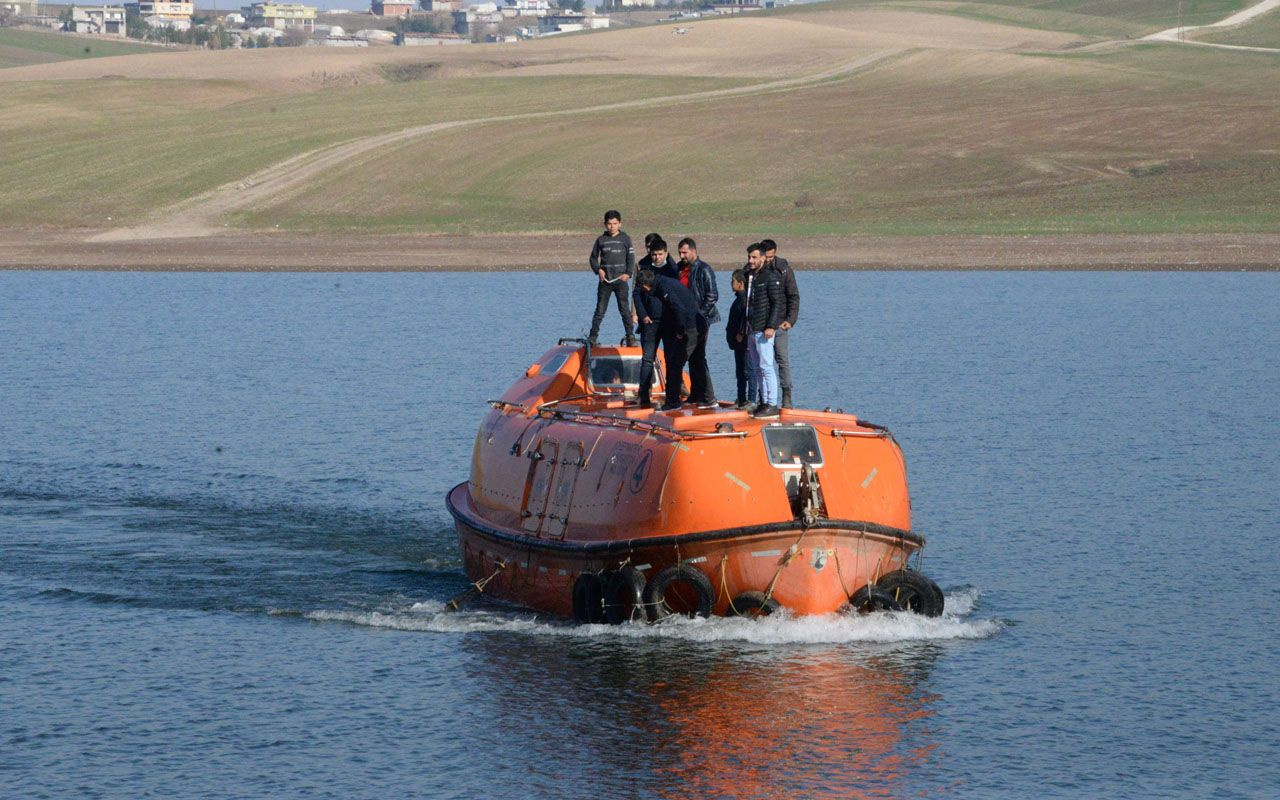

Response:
(635, 269), (713, 411)
(725, 269), (756, 410)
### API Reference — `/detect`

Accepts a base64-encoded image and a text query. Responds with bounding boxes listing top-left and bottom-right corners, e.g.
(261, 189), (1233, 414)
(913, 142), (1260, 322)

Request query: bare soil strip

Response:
(88, 52), (901, 244)
(6, 229), (1276, 270)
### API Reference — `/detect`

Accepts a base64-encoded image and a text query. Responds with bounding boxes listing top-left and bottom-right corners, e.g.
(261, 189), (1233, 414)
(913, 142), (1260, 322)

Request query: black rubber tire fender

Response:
(571, 572), (605, 624)
(643, 564), (715, 621)
(727, 591), (781, 619)
(876, 569), (945, 617)
(602, 565), (647, 624)
(848, 585), (903, 614)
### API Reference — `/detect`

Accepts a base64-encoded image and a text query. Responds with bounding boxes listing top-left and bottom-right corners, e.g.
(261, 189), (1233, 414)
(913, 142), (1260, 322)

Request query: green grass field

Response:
(1195, 8), (1280, 46)
(783, 0), (1250, 34)
(230, 45), (1280, 236)
(0, 74), (743, 225)
(0, 27), (159, 69)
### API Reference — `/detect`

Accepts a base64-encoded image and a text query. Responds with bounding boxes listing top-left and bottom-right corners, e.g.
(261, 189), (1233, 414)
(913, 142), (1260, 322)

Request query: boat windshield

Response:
(762, 425), (824, 468)
(589, 355), (645, 389)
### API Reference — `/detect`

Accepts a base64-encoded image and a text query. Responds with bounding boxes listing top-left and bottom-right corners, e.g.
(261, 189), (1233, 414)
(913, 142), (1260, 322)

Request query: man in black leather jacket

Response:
(675, 237), (719, 407)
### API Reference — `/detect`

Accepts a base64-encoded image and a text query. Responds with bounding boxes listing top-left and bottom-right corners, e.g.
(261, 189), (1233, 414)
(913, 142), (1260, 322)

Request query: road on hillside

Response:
(88, 51), (903, 244)
(1144, 0), (1280, 50)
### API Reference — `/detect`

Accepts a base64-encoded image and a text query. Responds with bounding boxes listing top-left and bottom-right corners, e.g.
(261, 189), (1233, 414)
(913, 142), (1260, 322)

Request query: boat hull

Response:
(448, 482), (921, 619)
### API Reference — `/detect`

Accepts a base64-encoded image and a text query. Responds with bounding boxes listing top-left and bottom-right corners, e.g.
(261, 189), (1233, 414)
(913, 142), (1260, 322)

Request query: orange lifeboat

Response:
(447, 339), (944, 622)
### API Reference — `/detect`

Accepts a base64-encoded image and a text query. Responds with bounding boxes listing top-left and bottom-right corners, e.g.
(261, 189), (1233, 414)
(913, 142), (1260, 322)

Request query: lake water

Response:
(2, 270), (1277, 799)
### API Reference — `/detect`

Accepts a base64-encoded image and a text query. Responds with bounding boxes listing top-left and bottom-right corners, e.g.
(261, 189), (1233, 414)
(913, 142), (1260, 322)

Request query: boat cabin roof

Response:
(494, 341), (878, 438)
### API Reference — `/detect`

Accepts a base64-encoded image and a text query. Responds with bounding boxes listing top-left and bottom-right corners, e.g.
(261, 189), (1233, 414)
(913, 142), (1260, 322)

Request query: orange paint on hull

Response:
(448, 341), (925, 620)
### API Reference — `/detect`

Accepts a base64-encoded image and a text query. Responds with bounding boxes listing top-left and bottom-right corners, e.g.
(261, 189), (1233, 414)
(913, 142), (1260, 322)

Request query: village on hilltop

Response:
(1, 0), (772, 47)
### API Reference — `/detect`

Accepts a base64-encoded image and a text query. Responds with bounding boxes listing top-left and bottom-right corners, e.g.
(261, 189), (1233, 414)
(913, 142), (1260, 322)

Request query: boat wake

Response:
(298, 586), (1001, 645)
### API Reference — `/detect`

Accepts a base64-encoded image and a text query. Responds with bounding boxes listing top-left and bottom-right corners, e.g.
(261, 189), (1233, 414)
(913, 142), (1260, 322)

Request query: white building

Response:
(401, 30), (468, 44)
(71, 4), (127, 35)
(536, 11), (606, 34)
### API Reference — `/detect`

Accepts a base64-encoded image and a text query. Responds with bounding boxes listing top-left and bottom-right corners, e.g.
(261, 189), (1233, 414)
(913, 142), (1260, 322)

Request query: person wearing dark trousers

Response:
(588, 210), (637, 346)
(762, 238), (799, 408)
(676, 237), (719, 406)
(744, 242), (785, 419)
(635, 269), (711, 411)
(632, 236), (678, 407)
(725, 269), (757, 409)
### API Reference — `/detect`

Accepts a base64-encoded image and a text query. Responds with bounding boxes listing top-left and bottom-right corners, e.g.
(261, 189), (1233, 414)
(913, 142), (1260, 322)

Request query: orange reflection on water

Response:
(646, 650), (938, 800)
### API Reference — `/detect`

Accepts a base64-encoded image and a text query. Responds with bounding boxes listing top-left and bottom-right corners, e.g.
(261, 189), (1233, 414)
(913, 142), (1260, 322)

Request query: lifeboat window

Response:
(589, 355), (644, 388)
(543, 352), (570, 374)
(761, 425), (824, 468)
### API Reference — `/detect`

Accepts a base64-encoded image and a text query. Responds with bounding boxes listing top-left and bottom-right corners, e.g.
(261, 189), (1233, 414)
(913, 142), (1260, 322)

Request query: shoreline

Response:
(2, 229), (1278, 271)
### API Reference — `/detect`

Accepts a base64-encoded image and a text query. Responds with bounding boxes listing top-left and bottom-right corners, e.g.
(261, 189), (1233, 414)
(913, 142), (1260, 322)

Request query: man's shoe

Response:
(696, 399), (718, 410)
(735, 399), (752, 410)
(660, 401), (683, 411)
(624, 336), (638, 347)
(636, 400), (653, 409)
(781, 390), (793, 409)
(752, 404), (781, 419)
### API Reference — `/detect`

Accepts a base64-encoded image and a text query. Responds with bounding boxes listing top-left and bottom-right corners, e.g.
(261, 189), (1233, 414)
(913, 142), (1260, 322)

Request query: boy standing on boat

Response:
(588, 210), (638, 347)
(762, 238), (800, 409)
(635, 269), (713, 411)
(744, 243), (785, 419)
(725, 269), (757, 410)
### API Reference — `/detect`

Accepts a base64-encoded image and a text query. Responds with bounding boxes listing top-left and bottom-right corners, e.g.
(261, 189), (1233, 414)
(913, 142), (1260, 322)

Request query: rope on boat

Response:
(759, 529), (809, 608)
(445, 559), (507, 611)
(719, 555), (737, 616)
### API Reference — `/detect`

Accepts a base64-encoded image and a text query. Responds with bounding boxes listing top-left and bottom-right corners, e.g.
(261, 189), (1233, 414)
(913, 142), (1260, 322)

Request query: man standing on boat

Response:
(676, 237), (719, 407)
(761, 238), (799, 409)
(744, 242), (785, 419)
(635, 268), (713, 411)
(588, 210), (638, 347)
(632, 236), (680, 407)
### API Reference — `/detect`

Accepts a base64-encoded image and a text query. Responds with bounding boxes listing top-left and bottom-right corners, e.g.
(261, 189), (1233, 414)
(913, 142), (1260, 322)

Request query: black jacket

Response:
(633, 254), (678, 322)
(645, 275), (700, 332)
(770, 256), (800, 327)
(589, 232), (636, 280)
(678, 258), (720, 324)
(638, 253), (678, 279)
(726, 291), (747, 351)
(745, 265), (785, 333)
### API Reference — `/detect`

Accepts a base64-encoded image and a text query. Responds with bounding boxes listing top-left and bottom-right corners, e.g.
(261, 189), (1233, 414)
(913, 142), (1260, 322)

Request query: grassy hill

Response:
(1, 4), (1277, 236)
(1195, 8), (1280, 46)
(0, 28), (159, 69)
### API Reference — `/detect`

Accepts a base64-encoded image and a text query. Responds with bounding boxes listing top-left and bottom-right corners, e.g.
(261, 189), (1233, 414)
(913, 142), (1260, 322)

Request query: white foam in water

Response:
(303, 589), (1001, 644)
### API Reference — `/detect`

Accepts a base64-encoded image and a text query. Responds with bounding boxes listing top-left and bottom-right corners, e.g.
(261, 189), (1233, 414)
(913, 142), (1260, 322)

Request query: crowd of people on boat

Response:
(587, 209), (799, 419)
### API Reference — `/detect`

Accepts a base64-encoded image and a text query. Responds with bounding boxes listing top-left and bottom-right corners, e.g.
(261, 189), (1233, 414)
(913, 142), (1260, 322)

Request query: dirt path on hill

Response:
(88, 51), (903, 244)
(7, 229), (1277, 270)
(1144, 0), (1280, 51)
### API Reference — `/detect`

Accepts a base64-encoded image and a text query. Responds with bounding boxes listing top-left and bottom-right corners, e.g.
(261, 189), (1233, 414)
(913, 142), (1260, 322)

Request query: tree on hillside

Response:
(281, 26), (311, 46)
(555, 0), (585, 11)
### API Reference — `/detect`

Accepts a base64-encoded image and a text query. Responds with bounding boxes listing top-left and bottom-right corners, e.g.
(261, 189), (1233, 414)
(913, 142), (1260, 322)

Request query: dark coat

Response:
(746, 265), (785, 333)
(726, 291), (747, 351)
(771, 256), (800, 327)
(589, 231), (636, 280)
(678, 258), (720, 324)
(638, 253), (679, 279)
(644, 275), (701, 332)
(633, 254), (677, 322)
